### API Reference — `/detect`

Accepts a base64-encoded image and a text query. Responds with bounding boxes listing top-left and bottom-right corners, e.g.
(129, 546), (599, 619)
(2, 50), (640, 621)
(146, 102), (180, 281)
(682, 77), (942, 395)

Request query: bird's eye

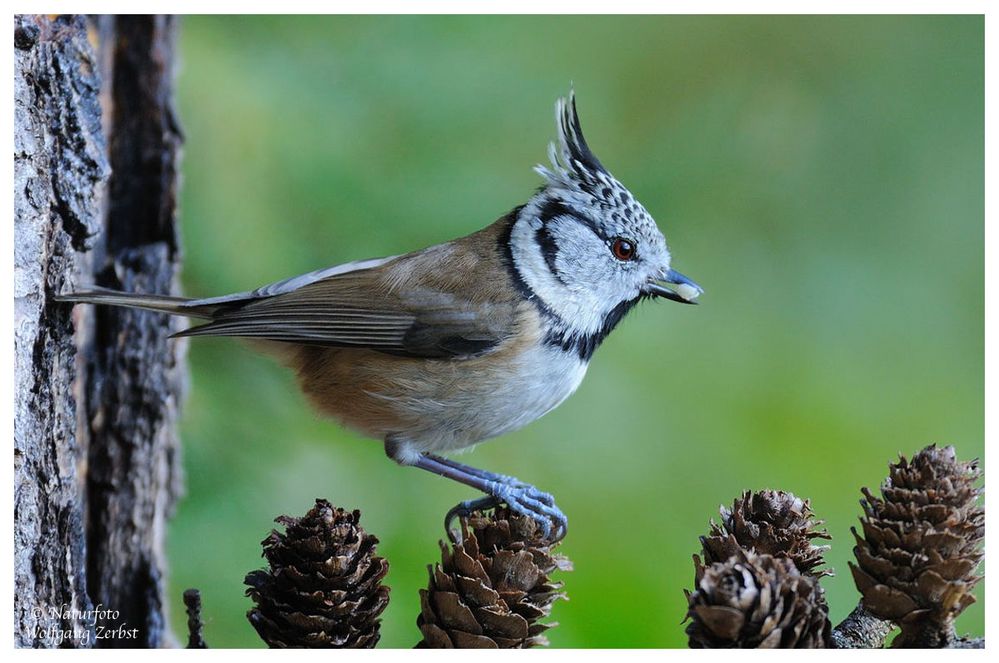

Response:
(611, 237), (637, 261)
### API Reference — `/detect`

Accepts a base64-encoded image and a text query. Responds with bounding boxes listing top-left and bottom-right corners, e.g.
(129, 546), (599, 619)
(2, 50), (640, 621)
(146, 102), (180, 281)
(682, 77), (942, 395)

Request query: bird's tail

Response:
(53, 287), (216, 319)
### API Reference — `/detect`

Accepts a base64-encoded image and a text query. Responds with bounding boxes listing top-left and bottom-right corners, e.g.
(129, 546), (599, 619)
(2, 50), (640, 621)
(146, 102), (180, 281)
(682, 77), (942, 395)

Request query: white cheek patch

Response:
(509, 212), (618, 337)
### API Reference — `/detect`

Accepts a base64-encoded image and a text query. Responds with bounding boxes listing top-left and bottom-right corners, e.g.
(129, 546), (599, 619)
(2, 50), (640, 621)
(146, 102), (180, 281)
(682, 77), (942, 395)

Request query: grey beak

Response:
(645, 269), (703, 304)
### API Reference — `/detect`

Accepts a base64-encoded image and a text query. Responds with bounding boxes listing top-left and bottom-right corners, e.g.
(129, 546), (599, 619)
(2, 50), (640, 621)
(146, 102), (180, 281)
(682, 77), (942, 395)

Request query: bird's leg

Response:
(410, 454), (567, 543)
(424, 454), (556, 507)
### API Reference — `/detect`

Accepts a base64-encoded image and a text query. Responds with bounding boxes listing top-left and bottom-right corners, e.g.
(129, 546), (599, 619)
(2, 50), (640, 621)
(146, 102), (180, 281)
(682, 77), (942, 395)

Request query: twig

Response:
(183, 588), (207, 648)
(903, 623), (986, 649)
(829, 604), (893, 648)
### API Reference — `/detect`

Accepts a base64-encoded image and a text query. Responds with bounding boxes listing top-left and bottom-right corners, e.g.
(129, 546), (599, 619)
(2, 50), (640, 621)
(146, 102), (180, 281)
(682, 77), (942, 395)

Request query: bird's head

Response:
(507, 90), (702, 352)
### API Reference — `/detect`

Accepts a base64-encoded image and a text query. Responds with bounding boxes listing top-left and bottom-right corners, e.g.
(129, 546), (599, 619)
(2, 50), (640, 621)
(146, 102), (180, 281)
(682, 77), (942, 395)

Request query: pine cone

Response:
(416, 506), (571, 648)
(849, 445), (984, 647)
(245, 499), (390, 648)
(686, 549), (831, 648)
(701, 490), (831, 577)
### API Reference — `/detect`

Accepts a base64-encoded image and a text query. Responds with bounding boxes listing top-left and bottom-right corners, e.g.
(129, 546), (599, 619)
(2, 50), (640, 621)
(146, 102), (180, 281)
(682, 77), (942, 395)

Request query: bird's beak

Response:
(645, 269), (703, 304)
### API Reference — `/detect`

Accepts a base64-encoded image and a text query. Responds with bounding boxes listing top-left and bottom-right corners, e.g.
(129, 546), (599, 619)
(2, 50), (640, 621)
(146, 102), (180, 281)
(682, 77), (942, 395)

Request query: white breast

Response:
(392, 345), (589, 455)
(474, 344), (589, 441)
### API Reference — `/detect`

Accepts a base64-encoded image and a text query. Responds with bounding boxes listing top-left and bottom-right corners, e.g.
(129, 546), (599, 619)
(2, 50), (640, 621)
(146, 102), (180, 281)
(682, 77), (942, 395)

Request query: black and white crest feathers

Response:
(557, 91), (607, 178)
(534, 90), (636, 212)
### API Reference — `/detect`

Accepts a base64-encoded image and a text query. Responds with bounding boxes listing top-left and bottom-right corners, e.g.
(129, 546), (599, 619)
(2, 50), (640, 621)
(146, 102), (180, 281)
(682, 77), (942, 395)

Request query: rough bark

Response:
(14, 13), (106, 649)
(829, 604), (894, 649)
(829, 603), (985, 649)
(81, 15), (185, 649)
(13, 14), (184, 648)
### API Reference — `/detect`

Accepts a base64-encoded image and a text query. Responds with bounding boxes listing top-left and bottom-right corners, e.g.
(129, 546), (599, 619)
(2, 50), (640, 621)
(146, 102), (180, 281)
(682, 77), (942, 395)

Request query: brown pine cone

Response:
(245, 499), (390, 648)
(701, 490), (831, 577)
(849, 445), (984, 647)
(686, 549), (831, 648)
(416, 506), (571, 648)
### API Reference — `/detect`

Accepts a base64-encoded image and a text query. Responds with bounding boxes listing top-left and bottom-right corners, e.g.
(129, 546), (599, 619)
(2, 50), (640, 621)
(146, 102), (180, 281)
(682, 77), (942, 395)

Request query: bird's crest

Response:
(534, 90), (627, 209)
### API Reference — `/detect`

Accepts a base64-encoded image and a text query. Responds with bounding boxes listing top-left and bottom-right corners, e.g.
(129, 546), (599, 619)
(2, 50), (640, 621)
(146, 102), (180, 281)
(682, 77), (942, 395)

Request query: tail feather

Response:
(54, 287), (216, 319)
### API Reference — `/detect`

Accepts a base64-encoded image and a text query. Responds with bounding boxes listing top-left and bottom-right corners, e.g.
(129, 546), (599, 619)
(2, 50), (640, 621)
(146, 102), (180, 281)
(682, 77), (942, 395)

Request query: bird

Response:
(56, 90), (702, 542)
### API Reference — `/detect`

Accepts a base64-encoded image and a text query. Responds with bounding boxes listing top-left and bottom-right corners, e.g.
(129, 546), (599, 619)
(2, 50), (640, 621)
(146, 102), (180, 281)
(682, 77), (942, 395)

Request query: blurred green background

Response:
(166, 15), (983, 647)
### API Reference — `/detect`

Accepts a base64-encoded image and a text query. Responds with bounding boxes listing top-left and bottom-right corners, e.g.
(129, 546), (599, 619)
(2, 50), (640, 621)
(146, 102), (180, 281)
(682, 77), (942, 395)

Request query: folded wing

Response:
(174, 253), (518, 359)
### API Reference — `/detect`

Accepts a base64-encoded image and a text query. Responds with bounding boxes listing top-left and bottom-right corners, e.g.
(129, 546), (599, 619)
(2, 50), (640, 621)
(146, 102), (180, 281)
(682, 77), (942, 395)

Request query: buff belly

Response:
(288, 342), (589, 456)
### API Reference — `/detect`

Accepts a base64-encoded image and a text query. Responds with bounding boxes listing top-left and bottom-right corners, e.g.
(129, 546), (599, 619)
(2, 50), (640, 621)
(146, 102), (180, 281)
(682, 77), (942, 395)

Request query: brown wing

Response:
(173, 226), (520, 359)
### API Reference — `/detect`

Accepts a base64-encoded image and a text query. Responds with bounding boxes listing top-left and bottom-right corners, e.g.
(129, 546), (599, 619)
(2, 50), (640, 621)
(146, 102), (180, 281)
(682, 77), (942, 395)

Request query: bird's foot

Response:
(444, 482), (567, 544)
(411, 453), (567, 545)
(487, 475), (558, 509)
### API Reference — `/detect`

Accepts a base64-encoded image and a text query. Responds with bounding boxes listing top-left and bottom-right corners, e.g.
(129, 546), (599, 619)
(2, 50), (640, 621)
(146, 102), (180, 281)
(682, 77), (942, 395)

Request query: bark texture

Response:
(13, 14), (184, 648)
(829, 605), (894, 649)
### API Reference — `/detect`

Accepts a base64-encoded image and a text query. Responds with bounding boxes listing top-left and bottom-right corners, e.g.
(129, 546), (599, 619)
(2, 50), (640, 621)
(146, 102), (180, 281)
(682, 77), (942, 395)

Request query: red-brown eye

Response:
(611, 237), (636, 261)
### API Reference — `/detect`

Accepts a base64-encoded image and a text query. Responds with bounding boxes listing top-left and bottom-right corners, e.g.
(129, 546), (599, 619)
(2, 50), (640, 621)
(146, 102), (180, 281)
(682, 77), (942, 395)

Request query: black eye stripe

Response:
(539, 202), (589, 231)
(535, 224), (562, 279)
(537, 199), (608, 239)
(537, 199), (574, 224)
(576, 214), (605, 239)
(533, 211), (609, 286)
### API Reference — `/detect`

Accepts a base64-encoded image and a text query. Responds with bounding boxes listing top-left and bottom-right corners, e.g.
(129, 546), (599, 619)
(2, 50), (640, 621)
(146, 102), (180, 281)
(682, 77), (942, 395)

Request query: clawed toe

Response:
(444, 496), (500, 542)
(415, 454), (567, 544)
(523, 486), (555, 507)
(443, 484), (567, 544)
(504, 489), (567, 542)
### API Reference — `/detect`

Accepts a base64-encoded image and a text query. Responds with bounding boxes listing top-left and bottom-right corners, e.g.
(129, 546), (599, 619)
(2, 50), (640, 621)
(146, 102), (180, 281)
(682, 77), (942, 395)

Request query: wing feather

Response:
(173, 246), (519, 359)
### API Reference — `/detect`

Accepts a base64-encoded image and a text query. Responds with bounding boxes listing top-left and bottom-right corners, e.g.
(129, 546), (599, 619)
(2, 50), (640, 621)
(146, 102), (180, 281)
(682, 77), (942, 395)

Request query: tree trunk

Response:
(13, 14), (185, 648)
